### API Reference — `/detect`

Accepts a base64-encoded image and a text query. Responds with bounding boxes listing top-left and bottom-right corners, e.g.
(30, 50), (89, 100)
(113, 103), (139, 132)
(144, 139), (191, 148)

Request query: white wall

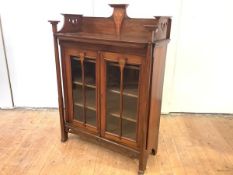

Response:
(0, 0), (94, 108)
(170, 0), (233, 113)
(0, 16), (13, 108)
(0, 0), (233, 113)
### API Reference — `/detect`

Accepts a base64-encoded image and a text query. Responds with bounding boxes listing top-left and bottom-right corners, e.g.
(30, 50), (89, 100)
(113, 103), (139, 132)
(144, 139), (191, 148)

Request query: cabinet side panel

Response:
(147, 45), (168, 153)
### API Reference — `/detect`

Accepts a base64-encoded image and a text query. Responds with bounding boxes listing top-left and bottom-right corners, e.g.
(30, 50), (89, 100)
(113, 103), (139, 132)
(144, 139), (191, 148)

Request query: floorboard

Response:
(0, 110), (232, 175)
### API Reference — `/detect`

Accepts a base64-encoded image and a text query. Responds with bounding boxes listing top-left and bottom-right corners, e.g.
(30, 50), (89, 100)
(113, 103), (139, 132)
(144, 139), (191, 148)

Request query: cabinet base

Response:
(66, 124), (139, 156)
(66, 124), (151, 174)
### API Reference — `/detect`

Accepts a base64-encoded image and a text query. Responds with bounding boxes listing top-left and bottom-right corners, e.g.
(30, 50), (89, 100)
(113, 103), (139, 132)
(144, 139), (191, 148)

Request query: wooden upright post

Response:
(49, 20), (68, 142)
(138, 42), (154, 175)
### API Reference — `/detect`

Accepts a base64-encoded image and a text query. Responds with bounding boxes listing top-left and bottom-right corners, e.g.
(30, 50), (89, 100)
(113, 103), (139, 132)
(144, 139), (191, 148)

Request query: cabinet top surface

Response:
(50, 4), (171, 45)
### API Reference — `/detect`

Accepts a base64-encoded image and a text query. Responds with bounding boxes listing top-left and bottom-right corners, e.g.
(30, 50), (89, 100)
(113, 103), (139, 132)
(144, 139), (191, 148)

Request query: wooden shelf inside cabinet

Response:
(74, 102), (96, 111)
(50, 3), (171, 175)
(106, 95), (137, 122)
(73, 81), (96, 89)
(108, 88), (138, 98)
(74, 90), (96, 108)
(109, 112), (136, 123)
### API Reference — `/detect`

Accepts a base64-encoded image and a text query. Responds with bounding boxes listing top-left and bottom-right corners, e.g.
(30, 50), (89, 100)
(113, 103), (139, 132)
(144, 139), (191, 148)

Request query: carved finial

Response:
(48, 20), (60, 34)
(153, 16), (171, 41)
(154, 16), (169, 33)
(109, 4), (129, 36)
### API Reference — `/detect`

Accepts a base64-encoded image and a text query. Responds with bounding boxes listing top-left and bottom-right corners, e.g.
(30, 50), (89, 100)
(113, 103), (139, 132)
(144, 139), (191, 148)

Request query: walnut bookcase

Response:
(49, 4), (171, 175)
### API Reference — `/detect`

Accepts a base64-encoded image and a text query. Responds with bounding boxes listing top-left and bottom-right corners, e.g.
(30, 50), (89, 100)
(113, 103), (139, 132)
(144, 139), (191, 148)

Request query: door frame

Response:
(100, 51), (143, 149)
(63, 46), (100, 135)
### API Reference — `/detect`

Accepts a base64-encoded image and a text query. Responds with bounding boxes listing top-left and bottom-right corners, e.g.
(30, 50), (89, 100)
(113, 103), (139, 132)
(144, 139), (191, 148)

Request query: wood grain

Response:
(0, 110), (232, 175)
(50, 7), (171, 172)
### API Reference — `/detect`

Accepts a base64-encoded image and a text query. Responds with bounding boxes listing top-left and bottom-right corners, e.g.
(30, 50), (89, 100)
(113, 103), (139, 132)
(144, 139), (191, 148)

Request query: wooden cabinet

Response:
(49, 4), (171, 174)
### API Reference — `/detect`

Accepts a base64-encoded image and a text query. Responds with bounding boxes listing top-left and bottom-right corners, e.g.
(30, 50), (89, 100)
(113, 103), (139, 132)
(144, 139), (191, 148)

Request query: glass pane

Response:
(122, 119), (136, 140)
(106, 91), (120, 116)
(122, 65), (139, 140)
(71, 57), (84, 123)
(106, 62), (120, 91)
(85, 87), (96, 109)
(71, 57), (82, 82)
(73, 84), (83, 104)
(71, 56), (97, 127)
(106, 62), (120, 135)
(85, 86), (96, 127)
(84, 59), (96, 85)
(122, 95), (137, 120)
(86, 109), (96, 126)
(84, 58), (97, 127)
(123, 65), (139, 97)
(106, 115), (120, 135)
(74, 106), (84, 122)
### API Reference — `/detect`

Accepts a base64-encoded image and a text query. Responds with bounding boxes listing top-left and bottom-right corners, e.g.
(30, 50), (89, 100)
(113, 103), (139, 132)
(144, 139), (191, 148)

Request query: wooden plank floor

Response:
(0, 110), (232, 175)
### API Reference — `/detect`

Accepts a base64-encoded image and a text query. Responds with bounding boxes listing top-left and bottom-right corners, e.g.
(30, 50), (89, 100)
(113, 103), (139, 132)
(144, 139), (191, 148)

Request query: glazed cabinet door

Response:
(100, 52), (142, 149)
(64, 48), (99, 134)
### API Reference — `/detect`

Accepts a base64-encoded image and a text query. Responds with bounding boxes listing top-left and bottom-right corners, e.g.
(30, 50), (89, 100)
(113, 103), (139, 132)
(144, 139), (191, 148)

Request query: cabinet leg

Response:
(152, 134), (159, 155)
(138, 170), (144, 175)
(61, 129), (68, 142)
(151, 148), (156, 155)
(138, 151), (148, 175)
(58, 106), (68, 142)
